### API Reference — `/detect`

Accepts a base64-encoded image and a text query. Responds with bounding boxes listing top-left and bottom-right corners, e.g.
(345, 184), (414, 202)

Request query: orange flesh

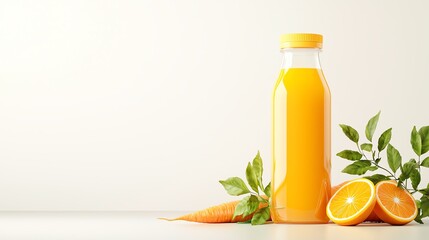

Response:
(327, 179), (376, 226)
(331, 181), (381, 222)
(377, 183), (415, 218)
(329, 181), (372, 219)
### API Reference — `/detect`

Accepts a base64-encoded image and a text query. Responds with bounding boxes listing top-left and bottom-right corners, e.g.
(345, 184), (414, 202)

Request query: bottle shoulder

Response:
(273, 68), (330, 94)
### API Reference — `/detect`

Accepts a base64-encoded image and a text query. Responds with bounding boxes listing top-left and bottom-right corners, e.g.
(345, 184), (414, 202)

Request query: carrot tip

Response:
(158, 217), (176, 221)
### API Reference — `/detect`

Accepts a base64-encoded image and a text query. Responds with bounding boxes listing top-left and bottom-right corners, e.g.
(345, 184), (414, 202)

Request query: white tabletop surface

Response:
(0, 211), (428, 240)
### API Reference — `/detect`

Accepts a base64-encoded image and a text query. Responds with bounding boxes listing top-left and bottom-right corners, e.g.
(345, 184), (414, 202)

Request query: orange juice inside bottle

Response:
(271, 34), (331, 223)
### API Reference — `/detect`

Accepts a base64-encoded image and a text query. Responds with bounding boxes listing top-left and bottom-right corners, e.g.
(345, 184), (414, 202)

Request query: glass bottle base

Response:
(271, 207), (330, 224)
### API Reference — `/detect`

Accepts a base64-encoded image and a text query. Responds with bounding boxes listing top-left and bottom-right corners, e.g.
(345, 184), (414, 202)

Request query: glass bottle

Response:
(271, 33), (331, 223)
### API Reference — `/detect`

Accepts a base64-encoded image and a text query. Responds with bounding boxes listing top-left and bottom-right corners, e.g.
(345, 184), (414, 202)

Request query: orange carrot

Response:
(161, 200), (268, 223)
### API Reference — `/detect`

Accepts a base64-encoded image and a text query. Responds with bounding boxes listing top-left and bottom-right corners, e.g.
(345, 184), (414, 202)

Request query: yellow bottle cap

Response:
(280, 33), (323, 49)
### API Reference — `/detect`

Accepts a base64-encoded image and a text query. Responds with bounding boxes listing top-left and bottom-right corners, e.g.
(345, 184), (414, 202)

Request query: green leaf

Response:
(368, 166), (378, 171)
(251, 207), (270, 225)
(219, 177), (250, 196)
(387, 144), (402, 174)
(252, 151), (263, 189)
(232, 195), (260, 220)
(419, 126), (429, 154)
(410, 169), (421, 190)
(364, 174), (390, 185)
(414, 204), (424, 224)
(360, 143), (373, 152)
(246, 162), (259, 193)
(397, 179), (404, 188)
(365, 111), (380, 141)
(414, 212), (424, 224)
(244, 195), (260, 217)
(336, 150), (363, 161)
(416, 199), (422, 208)
(419, 187), (429, 195)
(415, 218), (424, 224)
(375, 158), (381, 164)
(421, 197), (429, 218)
(421, 157), (429, 168)
(378, 128), (392, 152)
(342, 160), (377, 175)
(263, 182), (271, 197)
(401, 160), (418, 179)
(339, 124), (360, 143)
(237, 220), (252, 224)
(411, 126), (422, 156)
(398, 174), (406, 182)
(232, 196), (250, 220)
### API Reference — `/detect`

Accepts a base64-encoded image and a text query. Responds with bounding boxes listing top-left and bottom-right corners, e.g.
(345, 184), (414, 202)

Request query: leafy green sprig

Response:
(337, 111), (429, 223)
(219, 151), (271, 225)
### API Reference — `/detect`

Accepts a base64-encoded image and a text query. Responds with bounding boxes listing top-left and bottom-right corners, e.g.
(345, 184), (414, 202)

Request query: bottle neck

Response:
(280, 48), (322, 69)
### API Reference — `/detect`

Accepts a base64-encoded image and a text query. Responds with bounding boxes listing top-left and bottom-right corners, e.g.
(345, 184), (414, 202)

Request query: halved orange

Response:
(331, 181), (381, 222)
(373, 181), (417, 225)
(331, 181), (349, 196)
(326, 178), (376, 225)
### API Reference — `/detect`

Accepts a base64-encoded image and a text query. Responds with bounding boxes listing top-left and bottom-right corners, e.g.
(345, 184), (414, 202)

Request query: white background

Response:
(0, 0), (428, 211)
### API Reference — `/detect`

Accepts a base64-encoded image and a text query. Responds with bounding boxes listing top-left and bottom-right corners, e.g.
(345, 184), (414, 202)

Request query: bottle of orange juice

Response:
(271, 33), (331, 223)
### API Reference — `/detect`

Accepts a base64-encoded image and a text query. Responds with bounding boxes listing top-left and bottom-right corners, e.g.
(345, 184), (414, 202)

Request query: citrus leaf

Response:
(361, 143), (373, 152)
(387, 144), (402, 174)
(251, 207), (270, 225)
(421, 197), (429, 218)
(421, 157), (429, 168)
(378, 128), (392, 152)
(416, 199), (421, 208)
(368, 166), (378, 171)
(342, 160), (377, 175)
(411, 126), (422, 156)
(232, 195), (260, 220)
(243, 195), (260, 217)
(410, 168), (421, 190)
(237, 220), (252, 224)
(232, 196), (250, 220)
(339, 124), (359, 143)
(419, 126), (429, 154)
(246, 162), (259, 193)
(414, 215), (424, 224)
(336, 150), (362, 161)
(401, 160), (418, 179)
(252, 151), (263, 189)
(263, 182), (271, 198)
(419, 187), (429, 195)
(365, 111), (380, 141)
(219, 177), (250, 196)
(364, 174), (390, 185)
(397, 179), (404, 188)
